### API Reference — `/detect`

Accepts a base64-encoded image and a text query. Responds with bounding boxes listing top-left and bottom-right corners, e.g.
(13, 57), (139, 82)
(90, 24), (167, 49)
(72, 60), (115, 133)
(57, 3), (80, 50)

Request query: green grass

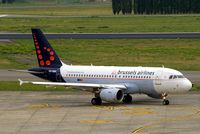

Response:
(1, 4), (200, 33)
(0, 81), (78, 91)
(0, 0), (110, 5)
(0, 5), (200, 71)
(191, 84), (200, 91)
(0, 6), (111, 16)
(1, 16), (200, 33)
(0, 81), (199, 91)
(1, 16), (200, 32)
(0, 39), (199, 70)
(0, 0), (93, 6)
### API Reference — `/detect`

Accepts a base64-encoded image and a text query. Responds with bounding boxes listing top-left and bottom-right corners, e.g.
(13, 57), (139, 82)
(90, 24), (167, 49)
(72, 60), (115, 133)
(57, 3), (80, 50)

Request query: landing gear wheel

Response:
(162, 99), (169, 105)
(123, 94), (132, 103)
(91, 97), (102, 105)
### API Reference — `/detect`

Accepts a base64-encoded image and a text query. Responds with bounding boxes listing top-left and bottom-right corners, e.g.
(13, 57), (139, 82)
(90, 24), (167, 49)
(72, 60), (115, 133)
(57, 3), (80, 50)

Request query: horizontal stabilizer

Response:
(18, 79), (30, 86)
(9, 69), (44, 74)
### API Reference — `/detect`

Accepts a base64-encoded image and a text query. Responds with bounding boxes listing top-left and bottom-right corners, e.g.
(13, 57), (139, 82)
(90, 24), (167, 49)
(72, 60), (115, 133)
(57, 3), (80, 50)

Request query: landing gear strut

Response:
(91, 97), (102, 105)
(162, 93), (169, 105)
(123, 94), (132, 103)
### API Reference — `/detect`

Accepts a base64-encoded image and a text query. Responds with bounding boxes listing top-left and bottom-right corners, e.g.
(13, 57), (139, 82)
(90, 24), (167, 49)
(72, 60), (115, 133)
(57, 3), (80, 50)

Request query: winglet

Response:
(18, 79), (30, 86)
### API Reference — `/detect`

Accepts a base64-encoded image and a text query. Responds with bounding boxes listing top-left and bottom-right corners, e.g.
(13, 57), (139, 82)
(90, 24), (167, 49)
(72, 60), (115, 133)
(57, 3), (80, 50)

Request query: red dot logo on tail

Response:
(50, 51), (54, 55)
(40, 60), (45, 66)
(38, 55), (43, 60)
(50, 56), (55, 61)
(47, 48), (51, 52)
(37, 50), (41, 54)
(46, 60), (51, 65)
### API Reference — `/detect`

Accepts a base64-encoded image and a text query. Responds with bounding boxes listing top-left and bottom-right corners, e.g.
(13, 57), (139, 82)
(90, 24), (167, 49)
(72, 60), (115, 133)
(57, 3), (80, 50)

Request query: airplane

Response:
(18, 28), (192, 105)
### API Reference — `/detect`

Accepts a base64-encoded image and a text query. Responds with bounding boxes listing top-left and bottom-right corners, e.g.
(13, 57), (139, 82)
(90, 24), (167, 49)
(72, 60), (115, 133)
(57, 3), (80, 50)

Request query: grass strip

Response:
(0, 39), (199, 70)
(1, 16), (200, 33)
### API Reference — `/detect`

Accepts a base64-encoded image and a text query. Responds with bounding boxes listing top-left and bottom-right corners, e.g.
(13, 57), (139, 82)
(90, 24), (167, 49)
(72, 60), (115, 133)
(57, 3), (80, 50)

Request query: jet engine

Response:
(100, 88), (124, 103)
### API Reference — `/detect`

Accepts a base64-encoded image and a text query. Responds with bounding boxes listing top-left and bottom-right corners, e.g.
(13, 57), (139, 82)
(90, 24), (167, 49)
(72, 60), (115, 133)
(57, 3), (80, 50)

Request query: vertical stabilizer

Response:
(32, 28), (62, 68)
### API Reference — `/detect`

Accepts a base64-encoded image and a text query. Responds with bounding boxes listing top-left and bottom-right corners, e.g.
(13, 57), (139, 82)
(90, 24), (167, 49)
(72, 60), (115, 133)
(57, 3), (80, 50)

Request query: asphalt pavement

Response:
(0, 91), (199, 134)
(1, 32), (200, 39)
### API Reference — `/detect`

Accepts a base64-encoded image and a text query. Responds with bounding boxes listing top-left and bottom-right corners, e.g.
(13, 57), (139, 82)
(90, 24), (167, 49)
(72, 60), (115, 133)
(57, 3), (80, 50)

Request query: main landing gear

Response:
(91, 97), (102, 105)
(123, 94), (132, 103)
(162, 93), (169, 105)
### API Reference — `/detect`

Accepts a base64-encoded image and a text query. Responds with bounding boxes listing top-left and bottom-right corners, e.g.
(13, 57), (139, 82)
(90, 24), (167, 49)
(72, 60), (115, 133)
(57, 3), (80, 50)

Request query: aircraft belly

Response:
(63, 78), (158, 95)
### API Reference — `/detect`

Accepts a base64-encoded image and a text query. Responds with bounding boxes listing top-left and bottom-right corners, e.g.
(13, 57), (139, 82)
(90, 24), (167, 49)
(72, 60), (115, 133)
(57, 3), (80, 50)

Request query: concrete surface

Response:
(0, 91), (199, 134)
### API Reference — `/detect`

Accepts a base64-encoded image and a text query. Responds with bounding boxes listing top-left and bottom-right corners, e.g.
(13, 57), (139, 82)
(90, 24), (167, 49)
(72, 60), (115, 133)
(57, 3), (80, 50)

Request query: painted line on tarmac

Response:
(131, 108), (200, 134)
(94, 106), (154, 115)
(27, 103), (64, 109)
(123, 111), (153, 115)
(93, 105), (126, 111)
(80, 120), (113, 124)
(93, 105), (154, 116)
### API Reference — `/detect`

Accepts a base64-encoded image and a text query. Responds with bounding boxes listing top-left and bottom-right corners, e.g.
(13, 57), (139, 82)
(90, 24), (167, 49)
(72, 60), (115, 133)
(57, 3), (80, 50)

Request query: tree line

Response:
(112, 0), (132, 14)
(112, 0), (200, 14)
(1, 0), (15, 3)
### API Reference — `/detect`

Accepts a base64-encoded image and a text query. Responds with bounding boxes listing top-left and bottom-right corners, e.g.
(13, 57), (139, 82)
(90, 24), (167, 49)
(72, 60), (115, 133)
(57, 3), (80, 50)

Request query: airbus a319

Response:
(19, 29), (192, 105)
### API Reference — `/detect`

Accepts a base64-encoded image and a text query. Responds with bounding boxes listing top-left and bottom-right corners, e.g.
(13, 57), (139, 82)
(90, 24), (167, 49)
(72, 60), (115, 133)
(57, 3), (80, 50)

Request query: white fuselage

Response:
(60, 64), (192, 96)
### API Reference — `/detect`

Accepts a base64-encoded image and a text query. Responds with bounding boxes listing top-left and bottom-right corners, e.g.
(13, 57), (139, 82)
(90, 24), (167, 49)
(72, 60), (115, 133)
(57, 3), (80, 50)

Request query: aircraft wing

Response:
(18, 79), (127, 89)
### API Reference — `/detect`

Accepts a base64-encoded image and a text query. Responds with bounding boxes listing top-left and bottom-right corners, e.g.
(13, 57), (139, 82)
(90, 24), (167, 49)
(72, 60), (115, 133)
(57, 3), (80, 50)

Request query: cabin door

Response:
(155, 70), (162, 86)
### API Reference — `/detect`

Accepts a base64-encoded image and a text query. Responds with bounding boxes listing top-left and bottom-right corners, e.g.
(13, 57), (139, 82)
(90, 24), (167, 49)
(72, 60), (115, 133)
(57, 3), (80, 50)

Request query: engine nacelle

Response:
(100, 88), (124, 103)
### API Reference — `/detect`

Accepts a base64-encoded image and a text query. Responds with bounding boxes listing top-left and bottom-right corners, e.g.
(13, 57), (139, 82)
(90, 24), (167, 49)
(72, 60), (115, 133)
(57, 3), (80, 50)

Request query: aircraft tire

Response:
(91, 97), (102, 105)
(162, 99), (170, 105)
(123, 94), (132, 103)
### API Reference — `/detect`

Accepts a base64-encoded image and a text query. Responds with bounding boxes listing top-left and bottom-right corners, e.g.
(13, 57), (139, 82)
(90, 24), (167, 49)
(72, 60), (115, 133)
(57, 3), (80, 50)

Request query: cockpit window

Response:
(177, 75), (184, 78)
(169, 75), (185, 79)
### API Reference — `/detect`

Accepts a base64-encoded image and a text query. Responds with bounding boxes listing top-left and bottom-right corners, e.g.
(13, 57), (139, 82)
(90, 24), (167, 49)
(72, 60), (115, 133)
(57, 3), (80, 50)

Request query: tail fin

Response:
(32, 28), (62, 68)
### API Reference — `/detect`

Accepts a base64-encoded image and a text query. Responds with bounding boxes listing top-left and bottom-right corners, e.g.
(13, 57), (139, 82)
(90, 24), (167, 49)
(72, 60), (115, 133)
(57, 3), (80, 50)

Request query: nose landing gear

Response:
(162, 99), (169, 105)
(162, 93), (169, 105)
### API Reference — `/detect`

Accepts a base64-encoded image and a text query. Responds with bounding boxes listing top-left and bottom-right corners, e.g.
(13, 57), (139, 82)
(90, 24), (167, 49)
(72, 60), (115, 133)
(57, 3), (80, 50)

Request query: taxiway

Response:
(0, 91), (199, 134)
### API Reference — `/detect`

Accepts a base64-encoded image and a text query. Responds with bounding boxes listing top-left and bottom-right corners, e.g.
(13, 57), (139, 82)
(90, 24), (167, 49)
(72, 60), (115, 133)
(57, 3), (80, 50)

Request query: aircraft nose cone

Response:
(184, 79), (192, 91)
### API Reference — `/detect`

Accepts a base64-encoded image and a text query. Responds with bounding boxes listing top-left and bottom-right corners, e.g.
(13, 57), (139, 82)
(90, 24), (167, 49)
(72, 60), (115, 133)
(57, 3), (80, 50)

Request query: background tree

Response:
(132, 0), (200, 14)
(112, 0), (132, 15)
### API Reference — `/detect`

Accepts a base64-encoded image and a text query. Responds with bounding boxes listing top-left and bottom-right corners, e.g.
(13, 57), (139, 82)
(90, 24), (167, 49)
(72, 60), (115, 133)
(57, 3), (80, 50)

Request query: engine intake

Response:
(100, 88), (124, 103)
